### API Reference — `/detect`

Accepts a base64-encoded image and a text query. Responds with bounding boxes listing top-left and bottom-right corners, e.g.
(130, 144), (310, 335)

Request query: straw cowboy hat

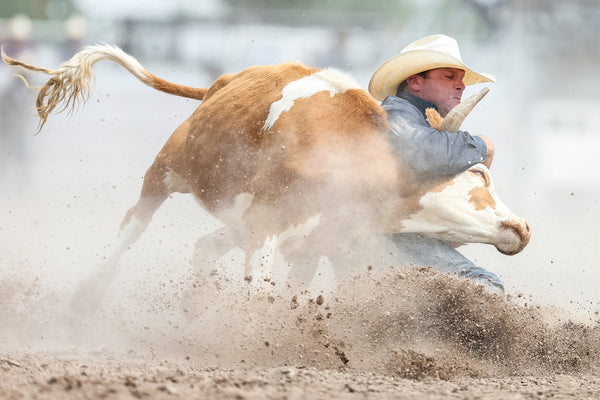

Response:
(368, 34), (495, 101)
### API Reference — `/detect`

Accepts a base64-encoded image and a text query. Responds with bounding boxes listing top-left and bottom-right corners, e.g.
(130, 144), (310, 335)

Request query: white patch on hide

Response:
(263, 69), (361, 131)
(399, 170), (500, 244)
(397, 164), (529, 254)
(400, 189), (474, 235)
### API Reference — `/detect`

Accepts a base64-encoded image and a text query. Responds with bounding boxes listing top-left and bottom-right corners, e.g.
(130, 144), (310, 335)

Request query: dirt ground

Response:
(2, 351), (600, 400)
(1, 267), (599, 400)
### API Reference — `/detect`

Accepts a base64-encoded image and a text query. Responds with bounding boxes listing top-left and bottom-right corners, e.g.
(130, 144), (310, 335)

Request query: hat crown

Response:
(402, 34), (463, 63)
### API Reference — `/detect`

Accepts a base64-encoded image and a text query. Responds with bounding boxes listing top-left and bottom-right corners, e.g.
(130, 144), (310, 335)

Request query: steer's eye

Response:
(471, 169), (489, 186)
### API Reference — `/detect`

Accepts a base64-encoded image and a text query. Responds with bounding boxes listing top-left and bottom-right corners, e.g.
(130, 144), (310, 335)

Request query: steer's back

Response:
(176, 63), (316, 211)
(174, 62), (399, 224)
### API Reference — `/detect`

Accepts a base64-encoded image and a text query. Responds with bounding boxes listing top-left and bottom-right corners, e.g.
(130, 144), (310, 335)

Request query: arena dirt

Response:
(1, 263), (599, 399)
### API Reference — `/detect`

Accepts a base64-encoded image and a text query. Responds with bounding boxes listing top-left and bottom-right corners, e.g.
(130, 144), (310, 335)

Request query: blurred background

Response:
(0, 0), (599, 317)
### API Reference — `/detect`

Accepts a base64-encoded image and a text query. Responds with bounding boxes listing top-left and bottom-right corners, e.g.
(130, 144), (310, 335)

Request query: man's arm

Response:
(385, 105), (488, 178)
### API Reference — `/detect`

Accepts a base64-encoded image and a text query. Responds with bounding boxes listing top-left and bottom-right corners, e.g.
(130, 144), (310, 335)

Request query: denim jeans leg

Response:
(386, 233), (504, 292)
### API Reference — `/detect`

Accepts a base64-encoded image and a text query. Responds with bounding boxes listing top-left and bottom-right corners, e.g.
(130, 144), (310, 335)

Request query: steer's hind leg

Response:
(70, 162), (174, 316)
(182, 225), (242, 318)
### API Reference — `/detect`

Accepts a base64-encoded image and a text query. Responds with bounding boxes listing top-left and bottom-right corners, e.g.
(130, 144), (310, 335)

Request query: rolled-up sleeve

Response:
(385, 105), (487, 178)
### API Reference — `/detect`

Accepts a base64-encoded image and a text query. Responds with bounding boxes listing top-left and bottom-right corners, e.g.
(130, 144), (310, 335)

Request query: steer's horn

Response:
(439, 87), (490, 132)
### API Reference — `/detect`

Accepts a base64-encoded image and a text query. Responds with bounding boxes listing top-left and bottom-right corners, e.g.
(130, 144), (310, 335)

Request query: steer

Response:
(2, 45), (530, 311)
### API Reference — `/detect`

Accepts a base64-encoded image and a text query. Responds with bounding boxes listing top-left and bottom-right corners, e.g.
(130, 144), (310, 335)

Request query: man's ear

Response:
(405, 74), (423, 92)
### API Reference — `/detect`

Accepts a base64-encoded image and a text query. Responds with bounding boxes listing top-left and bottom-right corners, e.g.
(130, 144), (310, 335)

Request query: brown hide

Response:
(179, 63), (321, 212)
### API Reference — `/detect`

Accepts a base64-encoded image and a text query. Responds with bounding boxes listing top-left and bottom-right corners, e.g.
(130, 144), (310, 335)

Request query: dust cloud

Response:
(1, 258), (599, 380)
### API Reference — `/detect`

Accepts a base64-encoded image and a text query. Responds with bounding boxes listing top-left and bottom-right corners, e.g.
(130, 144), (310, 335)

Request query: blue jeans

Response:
(386, 233), (504, 292)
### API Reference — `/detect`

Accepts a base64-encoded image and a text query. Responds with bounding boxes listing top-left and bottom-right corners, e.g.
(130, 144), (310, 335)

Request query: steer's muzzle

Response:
(495, 219), (532, 255)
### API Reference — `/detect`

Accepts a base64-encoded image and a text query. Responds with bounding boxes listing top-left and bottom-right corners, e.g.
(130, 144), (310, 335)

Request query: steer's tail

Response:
(1, 44), (208, 132)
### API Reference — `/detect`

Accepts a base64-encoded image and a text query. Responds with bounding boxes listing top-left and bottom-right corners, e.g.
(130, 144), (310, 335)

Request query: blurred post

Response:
(62, 14), (88, 58)
(0, 14), (37, 190)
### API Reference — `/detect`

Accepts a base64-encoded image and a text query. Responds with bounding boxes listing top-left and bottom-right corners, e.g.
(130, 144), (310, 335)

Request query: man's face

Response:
(413, 68), (466, 117)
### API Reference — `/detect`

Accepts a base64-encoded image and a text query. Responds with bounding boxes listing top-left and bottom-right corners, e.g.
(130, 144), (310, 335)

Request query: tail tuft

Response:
(1, 44), (207, 132)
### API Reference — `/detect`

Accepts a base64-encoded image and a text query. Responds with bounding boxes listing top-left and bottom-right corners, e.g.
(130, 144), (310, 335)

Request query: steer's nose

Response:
(524, 220), (532, 238)
(514, 218), (531, 248)
(497, 218), (531, 255)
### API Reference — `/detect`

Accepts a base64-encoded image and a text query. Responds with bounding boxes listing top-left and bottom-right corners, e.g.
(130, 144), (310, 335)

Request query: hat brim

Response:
(368, 50), (495, 101)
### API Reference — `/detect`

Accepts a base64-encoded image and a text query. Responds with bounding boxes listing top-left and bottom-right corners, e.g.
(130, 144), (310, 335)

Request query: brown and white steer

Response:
(3, 45), (530, 310)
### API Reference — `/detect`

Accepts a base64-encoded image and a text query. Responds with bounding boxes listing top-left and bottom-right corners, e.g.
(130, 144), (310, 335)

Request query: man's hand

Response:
(478, 135), (494, 169)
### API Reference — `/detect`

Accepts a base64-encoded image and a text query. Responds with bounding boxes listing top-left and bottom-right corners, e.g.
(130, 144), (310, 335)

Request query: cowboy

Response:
(368, 34), (504, 292)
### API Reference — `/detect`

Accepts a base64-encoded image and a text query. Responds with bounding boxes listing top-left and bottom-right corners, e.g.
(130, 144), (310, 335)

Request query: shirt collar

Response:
(396, 91), (438, 118)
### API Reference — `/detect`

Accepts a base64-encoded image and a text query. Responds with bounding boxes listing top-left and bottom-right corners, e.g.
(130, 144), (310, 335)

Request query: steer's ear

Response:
(425, 108), (443, 130)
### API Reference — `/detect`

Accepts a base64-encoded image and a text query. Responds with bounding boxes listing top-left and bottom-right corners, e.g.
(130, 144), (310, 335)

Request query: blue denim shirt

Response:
(381, 92), (487, 179)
